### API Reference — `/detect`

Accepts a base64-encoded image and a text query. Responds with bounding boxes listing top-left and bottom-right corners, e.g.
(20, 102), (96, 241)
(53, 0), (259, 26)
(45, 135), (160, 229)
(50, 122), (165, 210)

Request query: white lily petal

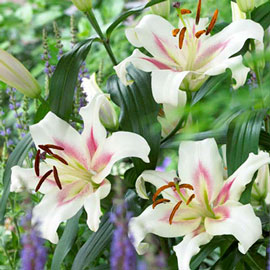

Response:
(205, 201), (262, 254)
(30, 112), (89, 169)
(152, 70), (190, 106)
(129, 204), (201, 255)
(84, 179), (111, 232)
(79, 94), (107, 160)
(227, 151), (270, 201)
(32, 187), (86, 244)
(173, 232), (213, 270)
(205, 55), (250, 89)
(178, 139), (224, 204)
(92, 131), (150, 184)
(81, 74), (103, 103)
(114, 49), (173, 86)
(136, 170), (179, 201)
(11, 164), (56, 193)
(125, 28), (142, 47)
(200, 19), (264, 69)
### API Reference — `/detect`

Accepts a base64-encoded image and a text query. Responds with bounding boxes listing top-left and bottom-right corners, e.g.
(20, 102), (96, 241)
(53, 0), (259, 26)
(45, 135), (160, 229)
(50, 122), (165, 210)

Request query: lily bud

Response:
(236, 0), (254, 13)
(71, 0), (92, 12)
(149, 0), (170, 18)
(0, 49), (41, 98)
(82, 74), (119, 130)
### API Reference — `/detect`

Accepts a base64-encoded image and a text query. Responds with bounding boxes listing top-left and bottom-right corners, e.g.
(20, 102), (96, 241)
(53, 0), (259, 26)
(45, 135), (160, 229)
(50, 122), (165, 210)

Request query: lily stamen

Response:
(152, 198), (170, 209)
(53, 166), (62, 190)
(45, 144), (65, 151)
(35, 169), (53, 192)
(195, 30), (206, 39)
(196, 0), (201, 25)
(181, 9), (192, 15)
(206, 9), (219, 35)
(169, 201), (182, 224)
(34, 149), (40, 177)
(52, 153), (69, 165)
(172, 28), (180, 37)
(179, 27), (187, 49)
(186, 194), (196, 205)
(179, 183), (194, 190)
(152, 182), (175, 202)
(38, 145), (53, 155)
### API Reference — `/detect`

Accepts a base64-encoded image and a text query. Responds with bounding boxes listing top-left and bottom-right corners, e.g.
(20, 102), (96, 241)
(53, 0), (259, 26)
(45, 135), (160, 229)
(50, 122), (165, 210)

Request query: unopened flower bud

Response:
(82, 74), (119, 130)
(71, 0), (92, 12)
(236, 0), (254, 13)
(150, 0), (170, 18)
(0, 49), (41, 98)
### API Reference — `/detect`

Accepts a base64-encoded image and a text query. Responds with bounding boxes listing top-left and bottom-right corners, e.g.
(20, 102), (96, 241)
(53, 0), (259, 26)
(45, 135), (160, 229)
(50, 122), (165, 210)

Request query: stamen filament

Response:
(152, 182), (175, 202)
(152, 198), (170, 209)
(172, 28), (180, 37)
(45, 144), (65, 151)
(34, 150), (40, 177)
(38, 145), (53, 155)
(179, 27), (187, 49)
(35, 170), (53, 192)
(169, 201), (182, 224)
(186, 194), (196, 205)
(196, 0), (201, 25)
(206, 9), (219, 35)
(52, 153), (69, 165)
(53, 166), (62, 190)
(195, 30), (206, 39)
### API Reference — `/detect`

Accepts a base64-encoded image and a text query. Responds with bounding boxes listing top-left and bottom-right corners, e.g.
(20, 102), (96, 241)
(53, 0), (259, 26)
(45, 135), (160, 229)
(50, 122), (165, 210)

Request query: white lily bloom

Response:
(130, 138), (270, 270)
(115, 0), (264, 106)
(149, 0), (170, 18)
(82, 74), (119, 130)
(237, 0), (255, 13)
(0, 48), (41, 98)
(11, 94), (150, 244)
(251, 164), (270, 205)
(231, 1), (246, 21)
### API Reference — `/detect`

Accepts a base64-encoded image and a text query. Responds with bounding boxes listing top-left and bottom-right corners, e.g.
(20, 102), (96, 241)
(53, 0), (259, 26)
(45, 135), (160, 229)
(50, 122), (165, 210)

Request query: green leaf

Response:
(226, 109), (267, 176)
(107, 65), (161, 180)
(48, 36), (99, 121)
(259, 130), (270, 151)
(0, 133), (33, 223)
(252, 2), (270, 30)
(106, 0), (166, 38)
(71, 214), (113, 270)
(51, 209), (82, 270)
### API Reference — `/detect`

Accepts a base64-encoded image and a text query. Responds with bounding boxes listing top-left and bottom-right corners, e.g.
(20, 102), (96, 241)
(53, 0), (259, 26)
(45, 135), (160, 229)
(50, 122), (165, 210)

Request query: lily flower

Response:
(251, 164), (270, 205)
(114, 0), (264, 106)
(82, 73), (119, 130)
(130, 139), (270, 270)
(11, 94), (150, 244)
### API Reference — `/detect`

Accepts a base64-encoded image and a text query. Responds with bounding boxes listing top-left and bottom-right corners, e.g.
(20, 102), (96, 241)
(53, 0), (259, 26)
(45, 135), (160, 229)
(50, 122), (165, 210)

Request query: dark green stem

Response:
(85, 9), (118, 66)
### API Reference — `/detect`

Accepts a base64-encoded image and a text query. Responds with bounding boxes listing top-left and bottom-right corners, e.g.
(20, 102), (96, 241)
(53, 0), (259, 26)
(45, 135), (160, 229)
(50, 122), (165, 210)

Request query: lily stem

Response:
(85, 9), (118, 66)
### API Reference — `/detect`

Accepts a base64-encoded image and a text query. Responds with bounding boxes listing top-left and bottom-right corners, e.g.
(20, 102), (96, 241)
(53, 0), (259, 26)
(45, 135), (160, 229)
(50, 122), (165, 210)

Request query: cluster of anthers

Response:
(172, 0), (219, 49)
(34, 144), (67, 192)
(152, 178), (196, 224)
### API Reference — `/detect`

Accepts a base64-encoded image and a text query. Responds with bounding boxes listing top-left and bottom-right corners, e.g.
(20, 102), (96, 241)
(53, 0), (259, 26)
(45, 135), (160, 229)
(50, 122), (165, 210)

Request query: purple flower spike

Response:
(156, 157), (171, 172)
(20, 210), (47, 270)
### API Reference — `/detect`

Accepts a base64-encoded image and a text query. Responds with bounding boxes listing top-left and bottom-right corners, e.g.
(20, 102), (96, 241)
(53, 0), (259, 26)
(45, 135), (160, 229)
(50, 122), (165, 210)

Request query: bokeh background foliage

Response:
(0, 0), (270, 269)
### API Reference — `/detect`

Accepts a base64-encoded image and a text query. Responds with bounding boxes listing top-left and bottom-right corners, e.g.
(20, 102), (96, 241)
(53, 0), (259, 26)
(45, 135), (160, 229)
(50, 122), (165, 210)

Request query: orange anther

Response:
(196, 0), (202, 25)
(169, 201), (182, 224)
(152, 182), (175, 202)
(152, 198), (170, 209)
(34, 149), (40, 177)
(206, 9), (219, 35)
(45, 144), (65, 151)
(186, 194), (196, 205)
(38, 145), (53, 155)
(53, 166), (62, 190)
(179, 27), (187, 49)
(35, 170), (53, 192)
(172, 28), (180, 37)
(195, 30), (206, 39)
(179, 184), (194, 190)
(181, 9), (192, 15)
